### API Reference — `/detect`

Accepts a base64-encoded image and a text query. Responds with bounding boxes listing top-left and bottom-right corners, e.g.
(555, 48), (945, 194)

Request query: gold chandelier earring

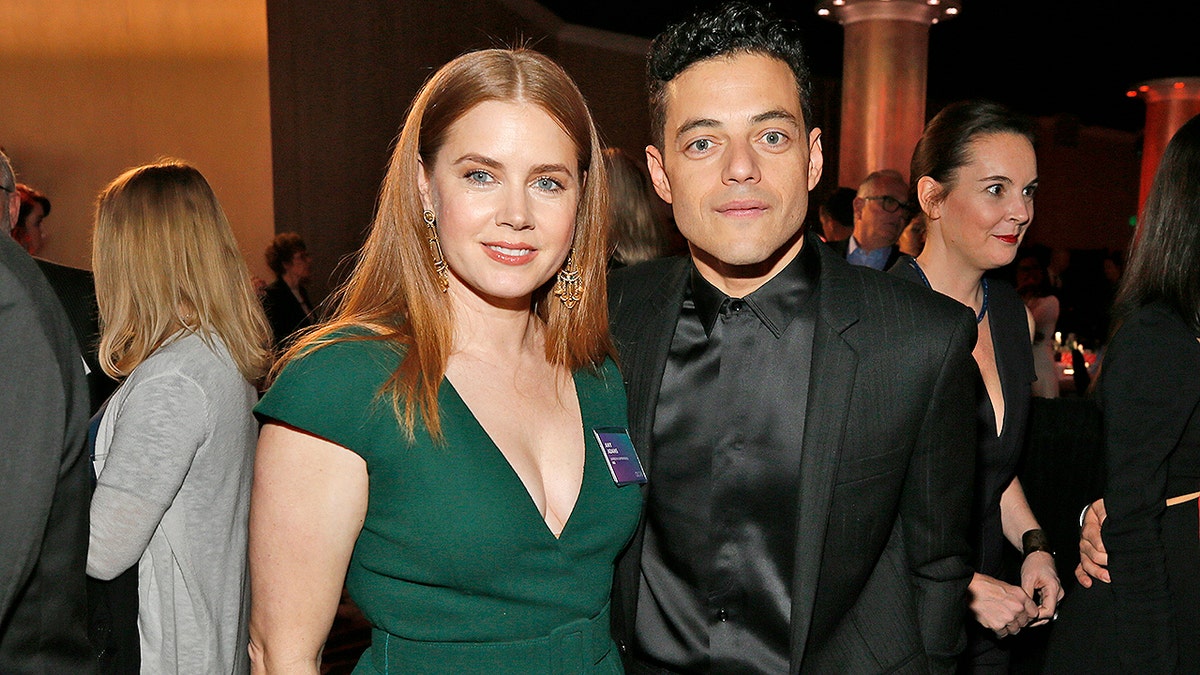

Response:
(423, 209), (449, 293)
(553, 248), (583, 309)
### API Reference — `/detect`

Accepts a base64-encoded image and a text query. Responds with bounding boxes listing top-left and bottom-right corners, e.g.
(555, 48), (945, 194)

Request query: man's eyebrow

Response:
(750, 109), (799, 126)
(673, 110), (800, 142)
(675, 118), (721, 141)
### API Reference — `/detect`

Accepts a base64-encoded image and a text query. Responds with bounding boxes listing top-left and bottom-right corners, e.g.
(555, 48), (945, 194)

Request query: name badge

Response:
(593, 427), (647, 486)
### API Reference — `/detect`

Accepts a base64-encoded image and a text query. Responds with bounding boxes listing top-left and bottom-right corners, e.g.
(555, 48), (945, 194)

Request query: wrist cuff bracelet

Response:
(1022, 528), (1053, 558)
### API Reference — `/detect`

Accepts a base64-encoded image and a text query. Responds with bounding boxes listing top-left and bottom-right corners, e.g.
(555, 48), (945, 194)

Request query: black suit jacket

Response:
(608, 236), (978, 674)
(0, 238), (94, 673)
(35, 259), (118, 410)
(825, 236), (903, 272)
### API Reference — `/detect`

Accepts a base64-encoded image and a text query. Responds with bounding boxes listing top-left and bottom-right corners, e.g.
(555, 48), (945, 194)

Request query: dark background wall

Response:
(1027, 119), (1139, 253)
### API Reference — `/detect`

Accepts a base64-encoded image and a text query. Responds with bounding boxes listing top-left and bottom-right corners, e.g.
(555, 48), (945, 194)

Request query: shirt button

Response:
(717, 608), (728, 622)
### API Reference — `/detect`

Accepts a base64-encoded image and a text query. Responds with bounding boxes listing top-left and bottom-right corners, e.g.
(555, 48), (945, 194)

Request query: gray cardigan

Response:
(89, 332), (256, 674)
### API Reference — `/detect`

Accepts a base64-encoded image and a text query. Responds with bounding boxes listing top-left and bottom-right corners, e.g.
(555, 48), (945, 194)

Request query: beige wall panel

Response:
(0, 0), (274, 278)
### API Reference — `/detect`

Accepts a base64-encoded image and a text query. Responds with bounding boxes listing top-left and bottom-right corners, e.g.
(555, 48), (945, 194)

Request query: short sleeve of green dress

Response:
(256, 334), (643, 674)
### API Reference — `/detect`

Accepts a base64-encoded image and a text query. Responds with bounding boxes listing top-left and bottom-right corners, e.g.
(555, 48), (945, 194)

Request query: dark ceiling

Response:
(537, 0), (1195, 132)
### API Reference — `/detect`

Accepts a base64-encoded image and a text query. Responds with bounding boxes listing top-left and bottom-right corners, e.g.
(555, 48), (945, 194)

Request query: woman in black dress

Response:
(893, 101), (1063, 672)
(1045, 114), (1200, 674)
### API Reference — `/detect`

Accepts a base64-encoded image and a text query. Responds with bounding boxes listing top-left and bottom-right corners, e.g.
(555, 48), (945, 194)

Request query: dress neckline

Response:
(908, 257), (989, 324)
(441, 368), (595, 542)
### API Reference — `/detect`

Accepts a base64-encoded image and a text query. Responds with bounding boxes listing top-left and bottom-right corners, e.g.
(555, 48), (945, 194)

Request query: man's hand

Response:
(1074, 498), (1109, 587)
(1020, 551), (1063, 626)
(967, 572), (1038, 639)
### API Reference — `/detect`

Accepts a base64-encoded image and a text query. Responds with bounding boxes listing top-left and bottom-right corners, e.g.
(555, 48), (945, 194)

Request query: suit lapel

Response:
(789, 245), (862, 670)
(615, 259), (689, 474)
(609, 258), (689, 642)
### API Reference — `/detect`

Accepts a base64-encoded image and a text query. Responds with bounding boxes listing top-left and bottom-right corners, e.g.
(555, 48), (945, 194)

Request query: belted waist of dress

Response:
(369, 602), (613, 674)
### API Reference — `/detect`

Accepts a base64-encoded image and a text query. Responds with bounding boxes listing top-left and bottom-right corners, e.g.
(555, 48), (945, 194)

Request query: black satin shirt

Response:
(634, 242), (819, 673)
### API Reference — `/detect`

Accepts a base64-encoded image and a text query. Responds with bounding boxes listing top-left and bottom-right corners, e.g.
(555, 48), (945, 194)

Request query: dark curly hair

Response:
(264, 231), (307, 278)
(647, 1), (814, 148)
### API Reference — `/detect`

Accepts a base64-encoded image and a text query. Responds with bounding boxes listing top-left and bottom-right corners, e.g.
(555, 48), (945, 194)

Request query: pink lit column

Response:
(817, 0), (959, 187)
(1133, 78), (1200, 211)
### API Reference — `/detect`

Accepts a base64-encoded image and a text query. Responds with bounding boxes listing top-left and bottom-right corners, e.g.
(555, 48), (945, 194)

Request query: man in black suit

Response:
(607, 4), (978, 672)
(0, 152), (94, 672)
(825, 170), (911, 271)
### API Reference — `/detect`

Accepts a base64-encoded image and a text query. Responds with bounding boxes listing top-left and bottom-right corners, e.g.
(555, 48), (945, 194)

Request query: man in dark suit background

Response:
(261, 231), (315, 349)
(825, 169), (911, 271)
(0, 151), (95, 672)
(607, 4), (978, 672)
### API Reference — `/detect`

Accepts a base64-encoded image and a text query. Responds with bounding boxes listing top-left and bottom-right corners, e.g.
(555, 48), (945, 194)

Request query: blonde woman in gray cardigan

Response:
(88, 161), (271, 674)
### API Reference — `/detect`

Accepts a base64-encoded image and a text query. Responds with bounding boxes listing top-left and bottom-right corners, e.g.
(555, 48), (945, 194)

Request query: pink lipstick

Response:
(482, 242), (538, 265)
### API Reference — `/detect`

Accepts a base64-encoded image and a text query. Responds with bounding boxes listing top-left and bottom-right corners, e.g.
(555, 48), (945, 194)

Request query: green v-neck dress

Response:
(255, 334), (643, 674)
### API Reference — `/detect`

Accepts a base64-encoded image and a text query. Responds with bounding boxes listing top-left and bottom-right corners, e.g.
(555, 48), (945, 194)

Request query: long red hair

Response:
(274, 48), (612, 439)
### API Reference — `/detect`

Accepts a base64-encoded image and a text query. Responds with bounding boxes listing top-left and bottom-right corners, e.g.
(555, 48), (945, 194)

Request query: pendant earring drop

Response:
(423, 209), (449, 293)
(553, 248), (583, 309)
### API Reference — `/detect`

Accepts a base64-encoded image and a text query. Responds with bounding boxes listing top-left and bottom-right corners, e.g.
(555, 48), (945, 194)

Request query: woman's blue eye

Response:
(466, 170), (493, 184)
(534, 176), (564, 191)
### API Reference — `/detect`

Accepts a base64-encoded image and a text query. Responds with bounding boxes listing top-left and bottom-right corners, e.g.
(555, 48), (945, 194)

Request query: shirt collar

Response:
(847, 236), (891, 269)
(848, 235), (888, 256)
(689, 237), (819, 338)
